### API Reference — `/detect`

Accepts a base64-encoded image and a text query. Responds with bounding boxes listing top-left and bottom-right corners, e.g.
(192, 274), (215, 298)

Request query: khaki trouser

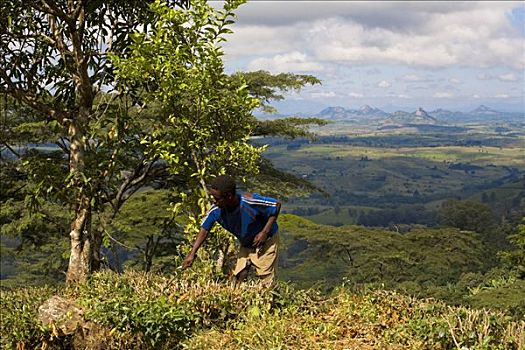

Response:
(233, 233), (279, 286)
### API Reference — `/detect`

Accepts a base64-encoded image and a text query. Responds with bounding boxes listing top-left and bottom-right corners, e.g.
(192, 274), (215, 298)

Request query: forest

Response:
(1, 0), (524, 349)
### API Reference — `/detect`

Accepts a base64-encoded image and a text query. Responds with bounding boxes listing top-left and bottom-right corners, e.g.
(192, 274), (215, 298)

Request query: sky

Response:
(217, 1), (525, 114)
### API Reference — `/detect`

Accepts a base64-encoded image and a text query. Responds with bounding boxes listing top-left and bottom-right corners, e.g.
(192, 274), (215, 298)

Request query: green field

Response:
(266, 144), (524, 197)
(264, 134), (525, 226)
(267, 144), (525, 166)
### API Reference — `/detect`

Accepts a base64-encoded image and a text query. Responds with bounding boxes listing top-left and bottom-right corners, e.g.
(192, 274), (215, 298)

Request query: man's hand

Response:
(253, 230), (268, 248)
(181, 253), (195, 269)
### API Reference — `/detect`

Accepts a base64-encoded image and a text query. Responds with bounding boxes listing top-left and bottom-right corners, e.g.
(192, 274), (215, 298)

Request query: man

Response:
(181, 175), (281, 286)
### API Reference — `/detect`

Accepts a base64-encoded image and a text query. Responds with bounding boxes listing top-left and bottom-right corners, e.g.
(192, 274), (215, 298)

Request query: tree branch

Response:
(111, 157), (162, 220)
(0, 68), (66, 124)
(37, 0), (71, 23)
(48, 14), (74, 72)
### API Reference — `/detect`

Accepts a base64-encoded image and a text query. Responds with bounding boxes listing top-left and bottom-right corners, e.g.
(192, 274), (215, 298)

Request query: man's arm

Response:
(181, 227), (209, 269)
(253, 201), (281, 247)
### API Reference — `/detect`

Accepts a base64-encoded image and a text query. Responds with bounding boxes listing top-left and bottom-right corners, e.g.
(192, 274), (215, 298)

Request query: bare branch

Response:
(110, 157), (162, 220)
(0, 142), (21, 158)
(48, 14), (74, 71)
(37, 0), (70, 23)
(55, 137), (70, 154)
(103, 228), (134, 250)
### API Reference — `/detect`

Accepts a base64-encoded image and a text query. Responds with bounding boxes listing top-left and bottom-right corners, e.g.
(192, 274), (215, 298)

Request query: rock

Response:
(38, 296), (85, 335)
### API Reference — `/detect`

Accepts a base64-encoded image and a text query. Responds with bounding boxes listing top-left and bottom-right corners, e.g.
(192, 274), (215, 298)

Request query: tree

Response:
(1, 0), (326, 281)
(111, 0), (326, 272)
(1, 0), (189, 282)
(499, 217), (525, 279)
(0, 148), (71, 286)
(438, 199), (494, 233)
(233, 70), (328, 197)
(109, 0), (266, 272)
(233, 70), (320, 114)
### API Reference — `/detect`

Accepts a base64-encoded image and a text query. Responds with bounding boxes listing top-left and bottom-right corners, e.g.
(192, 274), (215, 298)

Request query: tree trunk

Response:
(66, 194), (92, 282)
(65, 117), (100, 282)
(215, 248), (225, 274)
(216, 240), (232, 275)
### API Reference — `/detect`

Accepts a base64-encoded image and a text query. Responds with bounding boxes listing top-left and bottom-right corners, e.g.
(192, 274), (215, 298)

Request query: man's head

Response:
(209, 175), (237, 208)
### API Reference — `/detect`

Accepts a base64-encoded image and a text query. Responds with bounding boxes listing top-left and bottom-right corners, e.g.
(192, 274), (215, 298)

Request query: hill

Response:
(1, 270), (523, 349)
(278, 215), (487, 289)
(278, 214), (524, 310)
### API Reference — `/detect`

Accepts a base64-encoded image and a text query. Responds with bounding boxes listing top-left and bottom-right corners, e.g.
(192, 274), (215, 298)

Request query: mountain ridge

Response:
(311, 104), (523, 125)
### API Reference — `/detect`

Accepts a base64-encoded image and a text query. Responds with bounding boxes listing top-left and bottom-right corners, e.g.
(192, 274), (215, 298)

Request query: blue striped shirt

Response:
(201, 193), (279, 247)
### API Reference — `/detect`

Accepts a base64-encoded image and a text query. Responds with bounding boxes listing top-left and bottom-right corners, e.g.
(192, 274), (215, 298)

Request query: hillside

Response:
(1, 271), (523, 349)
(278, 215), (488, 288)
(276, 215), (525, 314)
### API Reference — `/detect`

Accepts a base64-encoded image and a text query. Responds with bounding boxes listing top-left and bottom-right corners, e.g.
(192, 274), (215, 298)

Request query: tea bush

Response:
(0, 286), (57, 349)
(1, 270), (523, 349)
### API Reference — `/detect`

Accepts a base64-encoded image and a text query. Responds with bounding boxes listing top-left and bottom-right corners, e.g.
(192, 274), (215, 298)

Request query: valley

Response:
(258, 107), (525, 228)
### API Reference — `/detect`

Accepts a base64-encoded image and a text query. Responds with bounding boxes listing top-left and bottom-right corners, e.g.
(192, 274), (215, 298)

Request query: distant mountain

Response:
(384, 107), (437, 125)
(390, 110), (411, 118)
(470, 105), (502, 115)
(318, 106), (348, 119)
(317, 105), (388, 121)
(314, 105), (523, 125)
(434, 105), (522, 122)
(356, 105), (389, 118)
(414, 107), (437, 123)
(429, 108), (467, 122)
(359, 105), (374, 114)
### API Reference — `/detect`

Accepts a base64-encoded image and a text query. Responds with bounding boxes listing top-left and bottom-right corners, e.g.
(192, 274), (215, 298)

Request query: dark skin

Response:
(181, 189), (281, 284)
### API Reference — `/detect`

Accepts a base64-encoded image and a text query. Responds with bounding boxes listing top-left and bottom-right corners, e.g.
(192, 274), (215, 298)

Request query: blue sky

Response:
(219, 1), (525, 114)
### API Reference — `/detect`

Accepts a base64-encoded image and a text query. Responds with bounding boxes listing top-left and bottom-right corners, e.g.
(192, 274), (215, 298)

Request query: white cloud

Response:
(223, 25), (300, 57)
(311, 91), (337, 98)
(221, 2), (524, 110)
(230, 2), (516, 30)
(498, 73), (518, 82)
(308, 14), (523, 69)
(309, 19), (458, 67)
(477, 73), (493, 80)
(247, 51), (323, 73)
(226, 3), (523, 70)
(433, 92), (454, 98)
(377, 80), (391, 88)
(402, 74), (425, 82)
(494, 94), (510, 99)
